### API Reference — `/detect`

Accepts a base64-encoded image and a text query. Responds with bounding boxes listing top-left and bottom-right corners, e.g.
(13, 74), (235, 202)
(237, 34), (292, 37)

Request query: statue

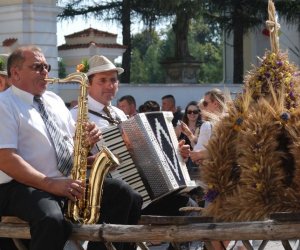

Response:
(161, 2), (201, 83)
(173, 9), (192, 59)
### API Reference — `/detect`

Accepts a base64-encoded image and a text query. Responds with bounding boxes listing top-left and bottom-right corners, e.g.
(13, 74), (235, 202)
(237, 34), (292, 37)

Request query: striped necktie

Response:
(34, 96), (73, 176)
(103, 106), (121, 124)
(103, 106), (114, 121)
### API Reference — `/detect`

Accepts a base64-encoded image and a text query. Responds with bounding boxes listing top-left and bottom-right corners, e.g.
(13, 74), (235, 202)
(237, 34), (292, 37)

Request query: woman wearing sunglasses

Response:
(175, 101), (203, 173)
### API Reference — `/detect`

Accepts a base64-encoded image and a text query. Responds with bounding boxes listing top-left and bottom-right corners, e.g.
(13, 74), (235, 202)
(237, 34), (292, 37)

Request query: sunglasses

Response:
(29, 63), (51, 73)
(187, 110), (199, 115)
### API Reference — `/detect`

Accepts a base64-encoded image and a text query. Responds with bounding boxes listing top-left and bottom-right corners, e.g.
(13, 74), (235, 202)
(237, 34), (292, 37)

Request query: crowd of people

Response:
(0, 46), (226, 250)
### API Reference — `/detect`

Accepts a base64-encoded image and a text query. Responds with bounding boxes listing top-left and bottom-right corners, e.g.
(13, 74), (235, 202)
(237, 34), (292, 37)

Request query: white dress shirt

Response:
(70, 95), (127, 155)
(0, 86), (75, 184)
(70, 95), (127, 129)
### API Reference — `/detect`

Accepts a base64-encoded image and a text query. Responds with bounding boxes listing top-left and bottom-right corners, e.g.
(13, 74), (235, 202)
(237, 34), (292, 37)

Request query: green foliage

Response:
(0, 57), (5, 71)
(58, 59), (67, 78)
(130, 49), (147, 83)
(144, 44), (164, 83)
(192, 43), (223, 83)
(189, 18), (223, 83)
(130, 30), (164, 83)
(131, 17), (223, 84)
(160, 28), (175, 60)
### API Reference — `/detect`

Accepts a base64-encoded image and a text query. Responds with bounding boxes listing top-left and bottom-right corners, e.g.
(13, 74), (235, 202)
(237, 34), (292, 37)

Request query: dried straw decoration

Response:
(200, 0), (300, 221)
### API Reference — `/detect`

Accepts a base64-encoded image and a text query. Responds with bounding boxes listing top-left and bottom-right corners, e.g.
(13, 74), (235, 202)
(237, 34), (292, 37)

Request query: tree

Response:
(130, 29), (164, 83)
(203, 0), (300, 84)
(134, 0), (204, 60)
(131, 17), (223, 83)
(189, 18), (223, 83)
(130, 49), (147, 83)
(58, 58), (67, 78)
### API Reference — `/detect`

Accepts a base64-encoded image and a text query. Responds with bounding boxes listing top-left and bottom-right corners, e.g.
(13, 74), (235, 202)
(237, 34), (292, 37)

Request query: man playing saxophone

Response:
(0, 45), (101, 250)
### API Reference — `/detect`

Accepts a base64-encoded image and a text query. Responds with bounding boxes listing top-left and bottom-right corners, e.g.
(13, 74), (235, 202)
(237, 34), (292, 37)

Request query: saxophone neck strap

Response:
(88, 109), (121, 125)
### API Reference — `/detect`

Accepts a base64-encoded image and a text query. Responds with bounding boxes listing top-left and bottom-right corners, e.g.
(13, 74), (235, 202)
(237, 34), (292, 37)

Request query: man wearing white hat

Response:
(0, 54), (10, 91)
(72, 55), (198, 250)
(71, 55), (142, 250)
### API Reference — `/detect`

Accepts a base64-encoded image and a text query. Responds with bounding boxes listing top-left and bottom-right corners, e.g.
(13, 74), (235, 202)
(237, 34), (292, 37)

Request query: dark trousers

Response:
(0, 178), (142, 250)
(0, 181), (71, 250)
(142, 193), (190, 216)
(87, 178), (143, 250)
(0, 238), (18, 250)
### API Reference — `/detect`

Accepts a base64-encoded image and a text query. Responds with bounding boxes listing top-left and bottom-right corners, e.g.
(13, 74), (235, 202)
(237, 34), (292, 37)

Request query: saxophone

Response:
(46, 72), (120, 224)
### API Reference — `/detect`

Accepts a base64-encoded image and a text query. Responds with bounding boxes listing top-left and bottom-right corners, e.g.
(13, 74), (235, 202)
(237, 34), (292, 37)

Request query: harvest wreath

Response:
(200, 0), (300, 222)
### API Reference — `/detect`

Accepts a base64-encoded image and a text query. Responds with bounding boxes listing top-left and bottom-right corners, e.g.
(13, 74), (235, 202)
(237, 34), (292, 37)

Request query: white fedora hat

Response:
(0, 54), (8, 76)
(87, 55), (124, 76)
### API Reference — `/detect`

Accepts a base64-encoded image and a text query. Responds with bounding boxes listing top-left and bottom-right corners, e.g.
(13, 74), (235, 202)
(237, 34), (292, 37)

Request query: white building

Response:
(58, 27), (126, 74)
(0, 0), (60, 76)
(224, 21), (300, 84)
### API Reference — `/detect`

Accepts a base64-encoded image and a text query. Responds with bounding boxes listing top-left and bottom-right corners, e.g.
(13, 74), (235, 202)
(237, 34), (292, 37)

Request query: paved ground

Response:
(65, 239), (300, 250)
(147, 240), (300, 250)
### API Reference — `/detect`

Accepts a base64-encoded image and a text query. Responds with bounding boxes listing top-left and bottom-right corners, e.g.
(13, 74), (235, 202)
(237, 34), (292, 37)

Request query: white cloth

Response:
(70, 95), (127, 129)
(0, 86), (75, 184)
(193, 121), (212, 151)
(70, 95), (127, 155)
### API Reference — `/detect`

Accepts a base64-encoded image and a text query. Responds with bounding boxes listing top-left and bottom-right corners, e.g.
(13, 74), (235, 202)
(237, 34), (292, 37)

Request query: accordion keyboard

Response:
(101, 126), (152, 208)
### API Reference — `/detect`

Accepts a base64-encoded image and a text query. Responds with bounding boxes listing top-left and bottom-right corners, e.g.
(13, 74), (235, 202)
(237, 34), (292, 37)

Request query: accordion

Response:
(96, 111), (195, 208)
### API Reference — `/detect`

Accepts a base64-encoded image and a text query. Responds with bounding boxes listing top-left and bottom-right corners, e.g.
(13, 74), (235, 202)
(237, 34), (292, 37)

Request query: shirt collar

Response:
(11, 85), (35, 106)
(88, 95), (111, 112)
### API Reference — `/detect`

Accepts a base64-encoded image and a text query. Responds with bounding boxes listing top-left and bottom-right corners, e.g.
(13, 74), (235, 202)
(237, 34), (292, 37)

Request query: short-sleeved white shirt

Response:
(70, 95), (127, 129)
(0, 86), (75, 184)
(193, 121), (212, 151)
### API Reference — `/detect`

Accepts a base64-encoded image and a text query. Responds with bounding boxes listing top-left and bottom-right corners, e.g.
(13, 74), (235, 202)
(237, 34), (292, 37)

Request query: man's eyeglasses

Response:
(29, 63), (51, 73)
(187, 110), (199, 115)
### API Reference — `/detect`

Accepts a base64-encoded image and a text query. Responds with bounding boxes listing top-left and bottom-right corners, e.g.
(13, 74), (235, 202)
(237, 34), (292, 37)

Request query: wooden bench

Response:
(0, 215), (213, 250)
(1, 213), (300, 250)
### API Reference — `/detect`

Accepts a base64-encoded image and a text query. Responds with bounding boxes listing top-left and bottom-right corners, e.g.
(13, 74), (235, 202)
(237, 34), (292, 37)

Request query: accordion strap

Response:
(88, 109), (121, 125)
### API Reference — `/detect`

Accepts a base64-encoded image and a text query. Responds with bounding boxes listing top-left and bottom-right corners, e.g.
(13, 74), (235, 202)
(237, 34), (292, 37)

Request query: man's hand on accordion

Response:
(190, 149), (208, 165)
(179, 139), (191, 160)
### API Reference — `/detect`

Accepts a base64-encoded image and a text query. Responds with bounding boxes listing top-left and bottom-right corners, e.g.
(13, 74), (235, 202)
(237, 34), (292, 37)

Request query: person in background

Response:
(161, 94), (183, 127)
(138, 100), (160, 112)
(0, 54), (10, 91)
(118, 95), (138, 117)
(0, 45), (100, 250)
(190, 88), (225, 165)
(71, 55), (143, 250)
(0, 53), (18, 250)
(175, 101), (203, 175)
